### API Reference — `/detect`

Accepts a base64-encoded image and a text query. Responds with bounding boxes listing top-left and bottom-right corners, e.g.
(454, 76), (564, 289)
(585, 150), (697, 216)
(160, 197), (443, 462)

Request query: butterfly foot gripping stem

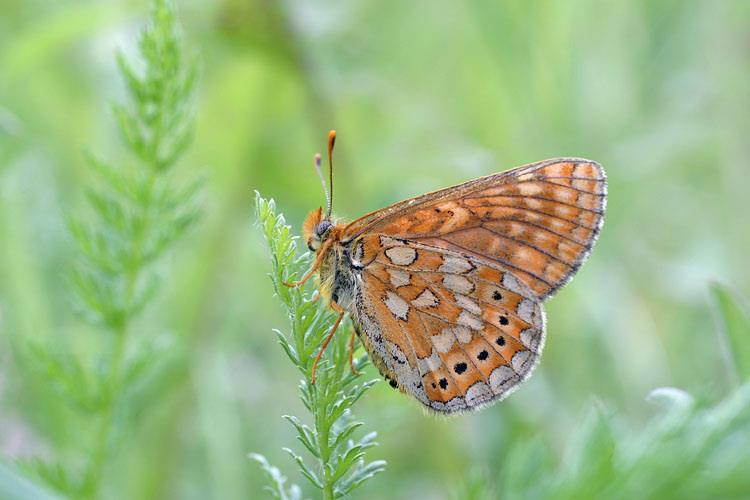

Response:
(348, 328), (360, 376)
(283, 239), (333, 288)
(283, 263), (317, 288)
(282, 273), (311, 289)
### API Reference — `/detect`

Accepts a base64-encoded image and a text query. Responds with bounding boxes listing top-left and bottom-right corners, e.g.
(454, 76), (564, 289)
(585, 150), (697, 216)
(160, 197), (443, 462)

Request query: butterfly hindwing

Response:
(351, 236), (545, 413)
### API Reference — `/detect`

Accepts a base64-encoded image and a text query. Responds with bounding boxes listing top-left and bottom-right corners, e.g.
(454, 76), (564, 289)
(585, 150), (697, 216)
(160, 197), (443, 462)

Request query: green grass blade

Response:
(710, 282), (750, 384)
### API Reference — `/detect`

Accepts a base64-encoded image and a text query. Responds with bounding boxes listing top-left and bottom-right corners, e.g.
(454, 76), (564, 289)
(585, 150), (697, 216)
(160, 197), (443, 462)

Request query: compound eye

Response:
(315, 221), (332, 237)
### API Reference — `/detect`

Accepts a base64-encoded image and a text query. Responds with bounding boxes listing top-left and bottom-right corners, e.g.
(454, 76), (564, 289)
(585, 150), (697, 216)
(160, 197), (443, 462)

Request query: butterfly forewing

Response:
(344, 158), (606, 300)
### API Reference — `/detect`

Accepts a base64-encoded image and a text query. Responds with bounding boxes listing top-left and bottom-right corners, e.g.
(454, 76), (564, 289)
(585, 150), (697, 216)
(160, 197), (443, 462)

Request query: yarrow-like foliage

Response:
(68, 0), (200, 332)
(253, 193), (386, 500)
(497, 384), (750, 499)
(496, 283), (750, 499)
(21, 0), (201, 497)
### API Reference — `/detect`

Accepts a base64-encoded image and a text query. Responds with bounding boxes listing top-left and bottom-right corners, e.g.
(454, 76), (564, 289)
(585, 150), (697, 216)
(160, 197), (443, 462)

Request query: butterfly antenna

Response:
(313, 153), (330, 213)
(326, 129), (336, 218)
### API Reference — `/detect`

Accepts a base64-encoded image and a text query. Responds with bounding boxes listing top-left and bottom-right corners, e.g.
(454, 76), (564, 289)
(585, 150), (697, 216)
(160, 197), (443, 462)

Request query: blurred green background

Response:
(1, 0), (749, 498)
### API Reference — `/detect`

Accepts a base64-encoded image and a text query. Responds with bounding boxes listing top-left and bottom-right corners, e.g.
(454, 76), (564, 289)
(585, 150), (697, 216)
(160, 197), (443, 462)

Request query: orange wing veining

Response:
(344, 158), (606, 300)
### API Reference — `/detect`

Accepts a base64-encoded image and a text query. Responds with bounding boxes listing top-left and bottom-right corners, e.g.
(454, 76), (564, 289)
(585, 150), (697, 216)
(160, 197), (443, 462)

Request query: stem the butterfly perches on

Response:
(253, 193), (386, 499)
(283, 229), (347, 385)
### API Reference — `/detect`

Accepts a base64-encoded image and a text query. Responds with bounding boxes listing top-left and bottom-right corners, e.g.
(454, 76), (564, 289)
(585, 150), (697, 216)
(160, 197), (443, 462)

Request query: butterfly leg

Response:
(311, 302), (345, 385)
(348, 327), (360, 376)
(284, 239), (333, 288)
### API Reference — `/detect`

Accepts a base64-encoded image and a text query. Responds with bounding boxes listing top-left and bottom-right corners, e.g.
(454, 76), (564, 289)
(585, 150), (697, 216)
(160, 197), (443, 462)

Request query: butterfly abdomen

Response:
(316, 252), (337, 304)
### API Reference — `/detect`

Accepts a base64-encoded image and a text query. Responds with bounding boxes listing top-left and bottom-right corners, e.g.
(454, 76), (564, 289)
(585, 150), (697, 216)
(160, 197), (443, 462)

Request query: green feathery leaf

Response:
(20, 0), (202, 497)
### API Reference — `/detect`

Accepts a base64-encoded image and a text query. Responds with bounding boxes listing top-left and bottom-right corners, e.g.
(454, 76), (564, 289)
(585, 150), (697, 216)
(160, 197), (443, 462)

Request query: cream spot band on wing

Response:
(489, 365), (517, 394)
(516, 182), (543, 196)
(511, 350), (532, 372)
(412, 289), (439, 308)
(458, 310), (483, 330)
(388, 269), (411, 287)
(418, 351), (442, 373)
(465, 381), (493, 406)
(521, 329), (542, 350)
(454, 325), (472, 343)
(385, 246), (417, 265)
(443, 274), (474, 295)
(430, 325), (473, 354)
(516, 298), (536, 324)
(455, 294), (481, 315)
(384, 291), (409, 320)
(431, 329), (455, 353)
(438, 255), (474, 274)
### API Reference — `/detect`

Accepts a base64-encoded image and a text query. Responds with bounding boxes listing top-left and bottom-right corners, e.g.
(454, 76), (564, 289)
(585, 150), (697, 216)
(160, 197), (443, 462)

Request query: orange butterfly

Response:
(287, 130), (606, 413)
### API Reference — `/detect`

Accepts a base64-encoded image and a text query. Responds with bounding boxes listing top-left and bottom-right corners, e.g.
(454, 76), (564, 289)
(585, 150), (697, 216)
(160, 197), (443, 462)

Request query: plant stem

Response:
(86, 174), (155, 497)
(318, 400), (334, 500)
(86, 326), (127, 497)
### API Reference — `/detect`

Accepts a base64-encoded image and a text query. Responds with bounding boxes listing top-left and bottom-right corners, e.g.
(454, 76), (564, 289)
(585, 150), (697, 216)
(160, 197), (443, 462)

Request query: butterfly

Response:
(287, 130), (606, 414)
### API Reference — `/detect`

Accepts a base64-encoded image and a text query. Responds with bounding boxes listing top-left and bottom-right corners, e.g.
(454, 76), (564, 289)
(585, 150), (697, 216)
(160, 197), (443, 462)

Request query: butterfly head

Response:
(302, 207), (336, 251)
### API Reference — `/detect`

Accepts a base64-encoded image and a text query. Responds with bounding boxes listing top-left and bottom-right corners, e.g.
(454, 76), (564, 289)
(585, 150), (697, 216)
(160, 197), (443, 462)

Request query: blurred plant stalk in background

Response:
(7, 0), (202, 497)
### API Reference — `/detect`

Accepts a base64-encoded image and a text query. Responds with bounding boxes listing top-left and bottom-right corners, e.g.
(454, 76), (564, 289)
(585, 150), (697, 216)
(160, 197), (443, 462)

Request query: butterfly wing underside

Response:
(352, 238), (545, 412)
(346, 158), (606, 413)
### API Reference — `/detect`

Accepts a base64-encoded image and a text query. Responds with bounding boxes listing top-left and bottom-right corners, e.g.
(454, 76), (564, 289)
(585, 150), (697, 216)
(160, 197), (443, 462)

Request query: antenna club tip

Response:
(314, 153), (322, 164)
(328, 129), (336, 140)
